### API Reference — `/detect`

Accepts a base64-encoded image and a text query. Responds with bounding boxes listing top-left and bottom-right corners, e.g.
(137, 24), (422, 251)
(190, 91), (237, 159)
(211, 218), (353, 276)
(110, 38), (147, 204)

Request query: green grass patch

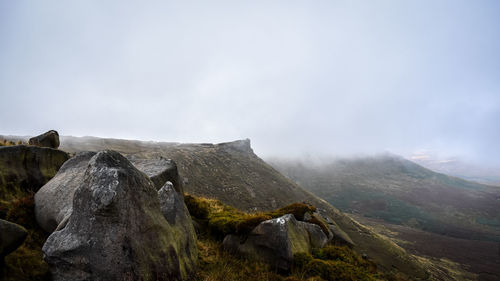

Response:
(185, 194), (322, 239)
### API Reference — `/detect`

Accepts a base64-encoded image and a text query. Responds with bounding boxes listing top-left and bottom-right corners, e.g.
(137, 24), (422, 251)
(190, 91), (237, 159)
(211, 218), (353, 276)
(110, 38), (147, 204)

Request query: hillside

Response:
(268, 154), (500, 280)
(269, 154), (500, 241)
(55, 136), (436, 279)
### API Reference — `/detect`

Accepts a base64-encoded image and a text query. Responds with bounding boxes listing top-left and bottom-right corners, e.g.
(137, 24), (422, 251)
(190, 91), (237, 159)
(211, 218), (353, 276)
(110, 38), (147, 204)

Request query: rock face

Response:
(130, 157), (184, 193)
(28, 130), (60, 149)
(223, 214), (312, 272)
(35, 151), (96, 233)
(42, 151), (197, 281)
(0, 219), (28, 257)
(158, 181), (198, 272)
(0, 145), (69, 200)
(217, 138), (253, 153)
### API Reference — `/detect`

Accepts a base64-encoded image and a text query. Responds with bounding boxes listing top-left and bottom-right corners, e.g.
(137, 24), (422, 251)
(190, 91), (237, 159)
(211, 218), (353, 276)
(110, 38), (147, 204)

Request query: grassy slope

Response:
(268, 155), (500, 242)
(59, 136), (430, 280)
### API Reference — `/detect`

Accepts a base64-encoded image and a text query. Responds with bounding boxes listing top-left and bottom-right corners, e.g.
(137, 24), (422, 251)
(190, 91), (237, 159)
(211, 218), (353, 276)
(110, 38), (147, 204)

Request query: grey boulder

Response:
(35, 151), (96, 233)
(35, 153), (186, 233)
(223, 214), (311, 272)
(130, 157), (184, 194)
(0, 219), (28, 257)
(42, 150), (197, 281)
(29, 130), (60, 149)
(298, 221), (328, 249)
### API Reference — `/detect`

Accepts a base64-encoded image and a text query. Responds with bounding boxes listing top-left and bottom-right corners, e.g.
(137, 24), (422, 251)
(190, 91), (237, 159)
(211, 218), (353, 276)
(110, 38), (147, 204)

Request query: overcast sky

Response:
(1, 1), (499, 167)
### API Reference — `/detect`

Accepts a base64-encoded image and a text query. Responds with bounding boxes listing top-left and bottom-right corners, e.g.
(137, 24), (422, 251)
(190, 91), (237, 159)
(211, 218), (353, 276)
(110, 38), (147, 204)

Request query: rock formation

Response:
(0, 145), (69, 200)
(36, 153), (187, 233)
(35, 151), (96, 232)
(158, 181), (198, 273)
(42, 150), (197, 281)
(130, 156), (184, 193)
(28, 130), (60, 149)
(0, 219), (28, 258)
(223, 214), (312, 272)
(222, 210), (356, 272)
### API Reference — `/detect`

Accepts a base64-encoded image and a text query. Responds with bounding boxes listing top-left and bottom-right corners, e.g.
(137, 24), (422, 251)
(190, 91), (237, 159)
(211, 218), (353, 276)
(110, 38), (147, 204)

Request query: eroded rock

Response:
(130, 157), (184, 193)
(158, 181), (198, 272)
(29, 130), (60, 149)
(35, 151), (96, 233)
(223, 214), (311, 272)
(0, 219), (28, 257)
(0, 145), (69, 200)
(35, 153), (186, 233)
(42, 150), (196, 281)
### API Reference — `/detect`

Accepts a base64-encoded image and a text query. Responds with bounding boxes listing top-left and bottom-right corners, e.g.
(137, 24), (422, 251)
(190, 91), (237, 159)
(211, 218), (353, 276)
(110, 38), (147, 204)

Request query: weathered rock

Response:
(29, 130), (60, 149)
(0, 219), (28, 257)
(223, 214), (311, 272)
(42, 150), (197, 281)
(0, 145), (69, 200)
(158, 181), (198, 272)
(314, 210), (355, 246)
(35, 153), (186, 233)
(298, 221), (328, 249)
(35, 151), (96, 233)
(130, 157), (184, 193)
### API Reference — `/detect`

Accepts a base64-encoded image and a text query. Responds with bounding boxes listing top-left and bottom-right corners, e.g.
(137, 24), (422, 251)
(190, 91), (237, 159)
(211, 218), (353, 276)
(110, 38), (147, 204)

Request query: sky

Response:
(1, 1), (499, 168)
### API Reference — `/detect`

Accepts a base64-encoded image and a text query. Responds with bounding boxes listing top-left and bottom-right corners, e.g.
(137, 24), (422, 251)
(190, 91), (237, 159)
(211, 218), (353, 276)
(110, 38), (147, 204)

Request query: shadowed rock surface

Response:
(42, 150), (197, 281)
(0, 145), (69, 200)
(0, 219), (28, 258)
(35, 151), (96, 233)
(28, 130), (60, 149)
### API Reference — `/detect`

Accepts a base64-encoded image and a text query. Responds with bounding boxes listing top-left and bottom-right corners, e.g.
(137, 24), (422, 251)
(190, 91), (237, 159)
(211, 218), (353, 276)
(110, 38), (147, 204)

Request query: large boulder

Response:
(0, 219), (28, 257)
(35, 151), (96, 233)
(158, 181), (198, 271)
(42, 150), (197, 281)
(28, 130), (60, 149)
(129, 156), (184, 193)
(223, 214), (311, 272)
(0, 145), (69, 200)
(35, 153), (186, 233)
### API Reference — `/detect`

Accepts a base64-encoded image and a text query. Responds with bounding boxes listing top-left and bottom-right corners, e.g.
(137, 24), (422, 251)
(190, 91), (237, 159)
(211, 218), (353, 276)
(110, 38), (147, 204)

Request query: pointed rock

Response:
(42, 150), (196, 281)
(158, 181), (198, 272)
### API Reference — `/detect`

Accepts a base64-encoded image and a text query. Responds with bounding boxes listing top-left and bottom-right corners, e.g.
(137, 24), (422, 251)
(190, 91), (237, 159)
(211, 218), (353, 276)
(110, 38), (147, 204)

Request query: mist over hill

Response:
(268, 154), (500, 281)
(268, 154), (500, 241)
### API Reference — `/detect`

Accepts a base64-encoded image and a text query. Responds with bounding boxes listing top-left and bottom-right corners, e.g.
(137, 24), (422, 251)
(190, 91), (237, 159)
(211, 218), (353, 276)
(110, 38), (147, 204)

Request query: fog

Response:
(1, 1), (499, 169)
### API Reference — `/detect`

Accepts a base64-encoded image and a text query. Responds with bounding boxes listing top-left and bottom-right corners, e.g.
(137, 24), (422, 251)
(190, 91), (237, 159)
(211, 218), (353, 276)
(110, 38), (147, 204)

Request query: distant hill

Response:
(268, 154), (500, 243)
(269, 154), (500, 281)
(56, 136), (433, 279)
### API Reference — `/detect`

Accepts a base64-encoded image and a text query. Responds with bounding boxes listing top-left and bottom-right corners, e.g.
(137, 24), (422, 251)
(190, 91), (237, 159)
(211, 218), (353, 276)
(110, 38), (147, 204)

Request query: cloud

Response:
(0, 0), (499, 169)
